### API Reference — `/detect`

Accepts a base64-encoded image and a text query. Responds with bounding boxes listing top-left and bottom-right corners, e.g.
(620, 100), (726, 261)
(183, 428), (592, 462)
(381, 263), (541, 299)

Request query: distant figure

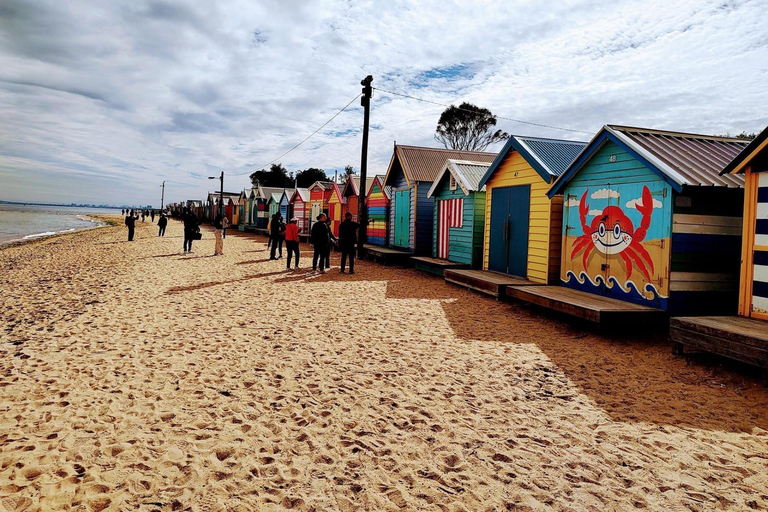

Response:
(121, 209), (125, 215)
(311, 213), (330, 273)
(213, 213), (225, 256)
(125, 210), (136, 241)
(222, 214), (230, 239)
(182, 208), (199, 254)
(266, 214), (274, 250)
(324, 216), (337, 270)
(151, 210), (155, 223)
(157, 214), (168, 237)
(269, 214), (284, 260)
(284, 217), (300, 270)
(141, 210), (146, 223)
(339, 212), (359, 274)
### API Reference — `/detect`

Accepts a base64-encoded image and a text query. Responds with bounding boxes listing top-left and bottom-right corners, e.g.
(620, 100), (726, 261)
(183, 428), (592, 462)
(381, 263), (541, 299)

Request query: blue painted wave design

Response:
(563, 271), (668, 310)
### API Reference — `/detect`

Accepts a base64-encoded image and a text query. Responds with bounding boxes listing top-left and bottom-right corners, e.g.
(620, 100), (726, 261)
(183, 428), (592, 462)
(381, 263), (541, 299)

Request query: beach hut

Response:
(308, 181), (335, 229)
(289, 188), (310, 234)
(425, 160), (492, 268)
(365, 175), (391, 246)
(251, 186), (285, 229)
(383, 145), (497, 255)
(326, 183), (344, 237)
(547, 125), (748, 314)
(237, 190), (248, 228)
(342, 176), (376, 222)
(476, 136), (587, 282)
(279, 188), (295, 221)
(267, 192), (281, 220)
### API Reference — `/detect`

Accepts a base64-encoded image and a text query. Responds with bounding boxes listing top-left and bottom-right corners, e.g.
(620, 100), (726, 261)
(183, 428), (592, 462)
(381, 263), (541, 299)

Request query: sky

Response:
(0, 0), (766, 207)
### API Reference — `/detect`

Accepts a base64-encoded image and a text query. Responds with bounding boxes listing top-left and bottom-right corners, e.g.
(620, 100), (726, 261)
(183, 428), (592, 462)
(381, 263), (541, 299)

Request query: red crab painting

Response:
(570, 185), (655, 281)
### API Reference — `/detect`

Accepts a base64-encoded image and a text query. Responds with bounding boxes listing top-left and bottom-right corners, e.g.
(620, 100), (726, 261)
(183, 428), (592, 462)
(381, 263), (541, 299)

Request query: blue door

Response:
(488, 186), (530, 276)
(394, 189), (410, 247)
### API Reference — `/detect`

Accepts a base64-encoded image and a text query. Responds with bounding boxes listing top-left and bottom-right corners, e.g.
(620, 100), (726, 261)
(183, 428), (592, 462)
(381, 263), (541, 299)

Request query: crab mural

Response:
(570, 185), (655, 282)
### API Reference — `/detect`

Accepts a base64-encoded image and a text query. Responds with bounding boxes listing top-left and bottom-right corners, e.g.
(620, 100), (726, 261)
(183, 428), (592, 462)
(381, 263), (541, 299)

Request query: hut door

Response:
(488, 186), (530, 276)
(751, 172), (768, 317)
(394, 189), (410, 247)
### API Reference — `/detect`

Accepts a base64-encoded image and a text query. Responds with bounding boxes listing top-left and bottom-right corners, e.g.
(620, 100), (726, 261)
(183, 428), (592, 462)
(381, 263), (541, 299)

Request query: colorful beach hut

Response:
(365, 175), (391, 246)
(279, 188), (295, 221)
(476, 136), (587, 282)
(289, 188), (310, 234)
(342, 176), (376, 222)
(548, 125), (748, 315)
(308, 181), (335, 229)
(267, 192), (281, 220)
(238, 190), (249, 229)
(326, 183), (344, 237)
(425, 160), (491, 268)
(252, 186), (285, 229)
(383, 145), (497, 255)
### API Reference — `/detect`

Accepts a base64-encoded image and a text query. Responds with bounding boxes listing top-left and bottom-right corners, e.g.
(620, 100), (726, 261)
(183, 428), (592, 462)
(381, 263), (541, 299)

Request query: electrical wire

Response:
(231, 93), (362, 177)
(373, 86), (593, 136)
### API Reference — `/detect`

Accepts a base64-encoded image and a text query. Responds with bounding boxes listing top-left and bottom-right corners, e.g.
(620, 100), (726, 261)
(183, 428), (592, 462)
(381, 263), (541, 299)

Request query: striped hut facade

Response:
(365, 175), (390, 246)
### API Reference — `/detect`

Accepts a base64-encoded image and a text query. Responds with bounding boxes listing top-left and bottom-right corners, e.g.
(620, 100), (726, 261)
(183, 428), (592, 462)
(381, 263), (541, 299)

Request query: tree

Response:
(435, 102), (509, 151)
(295, 168), (328, 188)
(249, 164), (291, 187)
(340, 165), (355, 184)
(717, 131), (757, 140)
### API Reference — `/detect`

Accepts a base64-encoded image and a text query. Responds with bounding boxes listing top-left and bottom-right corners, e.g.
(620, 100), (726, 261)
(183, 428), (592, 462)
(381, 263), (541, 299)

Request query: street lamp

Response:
(208, 171), (224, 219)
(160, 181), (165, 211)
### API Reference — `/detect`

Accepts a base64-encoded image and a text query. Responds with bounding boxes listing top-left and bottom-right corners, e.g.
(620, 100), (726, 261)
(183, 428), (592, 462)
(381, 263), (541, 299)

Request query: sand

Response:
(0, 218), (767, 511)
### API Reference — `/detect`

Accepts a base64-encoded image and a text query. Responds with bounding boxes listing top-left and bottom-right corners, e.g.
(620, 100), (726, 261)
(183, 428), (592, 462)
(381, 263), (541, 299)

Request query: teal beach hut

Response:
(426, 159), (491, 268)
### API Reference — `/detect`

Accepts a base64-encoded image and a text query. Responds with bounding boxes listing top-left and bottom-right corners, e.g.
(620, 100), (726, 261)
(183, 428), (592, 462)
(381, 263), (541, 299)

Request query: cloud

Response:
(625, 197), (663, 209)
(588, 209), (603, 217)
(0, 0), (766, 206)
(564, 198), (580, 207)
(591, 188), (621, 200)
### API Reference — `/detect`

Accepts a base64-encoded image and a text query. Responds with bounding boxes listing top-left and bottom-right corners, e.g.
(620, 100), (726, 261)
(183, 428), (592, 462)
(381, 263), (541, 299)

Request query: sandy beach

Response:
(1, 218), (767, 511)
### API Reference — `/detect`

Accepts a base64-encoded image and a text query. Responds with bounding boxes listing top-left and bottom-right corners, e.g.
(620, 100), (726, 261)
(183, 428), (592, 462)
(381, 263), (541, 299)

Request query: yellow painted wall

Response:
(482, 151), (562, 284)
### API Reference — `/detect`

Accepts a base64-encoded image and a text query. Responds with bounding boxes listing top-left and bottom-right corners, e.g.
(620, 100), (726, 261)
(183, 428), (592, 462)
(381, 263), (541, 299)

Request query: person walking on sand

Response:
(221, 214), (230, 239)
(266, 214), (274, 250)
(213, 213), (225, 256)
(284, 217), (300, 270)
(324, 216), (338, 271)
(338, 212), (359, 274)
(311, 213), (330, 273)
(157, 213), (168, 237)
(125, 209), (136, 241)
(151, 210), (155, 223)
(182, 207), (199, 254)
(269, 214), (284, 260)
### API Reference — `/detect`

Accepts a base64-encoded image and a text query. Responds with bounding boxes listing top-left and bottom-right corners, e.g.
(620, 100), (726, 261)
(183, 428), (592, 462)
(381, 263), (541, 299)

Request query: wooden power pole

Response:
(357, 75), (373, 258)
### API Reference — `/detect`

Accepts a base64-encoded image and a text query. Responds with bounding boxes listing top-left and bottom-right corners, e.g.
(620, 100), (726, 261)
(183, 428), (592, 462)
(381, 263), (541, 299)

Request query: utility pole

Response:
(219, 171), (224, 218)
(160, 181), (165, 211)
(358, 75), (373, 259)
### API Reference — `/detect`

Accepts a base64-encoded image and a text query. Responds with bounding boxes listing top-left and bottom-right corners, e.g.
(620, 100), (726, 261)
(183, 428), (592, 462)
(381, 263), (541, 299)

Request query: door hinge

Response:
(662, 188), (668, 198)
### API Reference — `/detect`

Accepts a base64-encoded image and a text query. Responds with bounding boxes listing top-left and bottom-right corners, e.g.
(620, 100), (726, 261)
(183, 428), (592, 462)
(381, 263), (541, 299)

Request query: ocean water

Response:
(0, 204), (123, 246)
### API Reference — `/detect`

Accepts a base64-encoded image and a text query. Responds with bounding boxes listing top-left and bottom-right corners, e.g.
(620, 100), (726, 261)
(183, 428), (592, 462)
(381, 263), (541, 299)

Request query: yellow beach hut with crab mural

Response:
(548, 125), (748, 315)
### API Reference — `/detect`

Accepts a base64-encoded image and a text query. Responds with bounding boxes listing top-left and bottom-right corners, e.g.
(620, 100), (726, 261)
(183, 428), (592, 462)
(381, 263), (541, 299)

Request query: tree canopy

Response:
(434, 102), (509, 152)
(295, 168), (328, 188)
(340, 165), (355, 184)
(249, 164), (291, 187)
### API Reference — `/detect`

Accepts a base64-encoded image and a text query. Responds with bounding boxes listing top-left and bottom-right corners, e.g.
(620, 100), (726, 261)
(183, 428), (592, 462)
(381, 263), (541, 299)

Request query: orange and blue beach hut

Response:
(288, 188), (310, 234)
(548, 125), (748, 315)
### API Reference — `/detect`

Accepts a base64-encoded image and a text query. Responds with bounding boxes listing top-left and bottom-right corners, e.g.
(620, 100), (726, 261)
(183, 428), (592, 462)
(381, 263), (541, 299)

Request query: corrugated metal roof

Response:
(607, 125), (747, 187)
(427, 159), (491, 198)
(293, 188), (309, 202)
(395, 145), (497, 182)
(517, 137), (587, 177)
(720, 125), (768, 175)
(347, 176), (377, 196)
(260, 186), (285, 199)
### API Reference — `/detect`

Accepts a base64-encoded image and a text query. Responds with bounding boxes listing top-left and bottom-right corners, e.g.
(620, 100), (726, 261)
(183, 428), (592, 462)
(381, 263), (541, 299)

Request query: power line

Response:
(373, 86), (593, 136)
(232, 93), (362, 177)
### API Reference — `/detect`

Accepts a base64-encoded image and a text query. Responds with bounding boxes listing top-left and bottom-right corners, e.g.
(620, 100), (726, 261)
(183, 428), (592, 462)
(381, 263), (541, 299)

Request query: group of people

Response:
(121, 208), (157, 223)
(268, 212), (358, 273)
(124, 209), (168, 242)
(127, 208), (360, 271)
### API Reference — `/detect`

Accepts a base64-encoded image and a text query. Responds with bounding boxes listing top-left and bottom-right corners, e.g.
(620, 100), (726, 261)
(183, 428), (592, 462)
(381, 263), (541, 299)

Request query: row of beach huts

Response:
(171, 124), (768, 372)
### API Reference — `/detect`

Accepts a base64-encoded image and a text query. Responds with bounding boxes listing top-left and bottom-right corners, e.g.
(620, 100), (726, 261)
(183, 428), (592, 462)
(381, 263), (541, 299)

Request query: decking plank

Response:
(444, 269), (537, 298)
(671, 317), (768, 347)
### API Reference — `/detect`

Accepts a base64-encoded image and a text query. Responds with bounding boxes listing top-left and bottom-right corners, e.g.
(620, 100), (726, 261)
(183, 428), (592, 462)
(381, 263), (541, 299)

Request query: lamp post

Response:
(160, 181), (165, 211)
(208, 171), (224, 219)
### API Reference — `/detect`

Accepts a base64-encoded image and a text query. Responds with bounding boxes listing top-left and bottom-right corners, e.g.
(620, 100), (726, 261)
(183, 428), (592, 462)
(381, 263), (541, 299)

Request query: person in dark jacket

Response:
(269, 214), (284, 260)
(183, 208), (200, 254)
(338, 212), (359, 274)
(310, 213), (330, 272)
(323, 216), (338, 271)
(125, 210), (136, 241)
(151, 210), (155, 223)
(157, 214), (168, 237)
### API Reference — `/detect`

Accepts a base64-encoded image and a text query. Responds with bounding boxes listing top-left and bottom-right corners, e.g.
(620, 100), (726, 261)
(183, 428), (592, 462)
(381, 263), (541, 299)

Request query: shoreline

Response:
(0, 213), (120, 250)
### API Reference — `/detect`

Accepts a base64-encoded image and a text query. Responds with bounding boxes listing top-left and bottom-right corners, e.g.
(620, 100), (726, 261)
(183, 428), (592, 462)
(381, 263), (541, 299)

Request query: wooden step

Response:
(411, 257), (469, 276)
(444, 269), (537, 298)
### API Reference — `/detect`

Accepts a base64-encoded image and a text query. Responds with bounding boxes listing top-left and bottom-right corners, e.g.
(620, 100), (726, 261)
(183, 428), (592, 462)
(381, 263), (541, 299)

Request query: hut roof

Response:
(427, 160), (491, 198)
(291, 188), (310, 202)
(258, 186), (286, 199)
(720, 125), (768, 175)
(478, 135), (587, 188)
(342, 176), (377, 197)
(309, 181), (336, 191)
(385, 145), (497, 185)
(549, 125), (748, 197)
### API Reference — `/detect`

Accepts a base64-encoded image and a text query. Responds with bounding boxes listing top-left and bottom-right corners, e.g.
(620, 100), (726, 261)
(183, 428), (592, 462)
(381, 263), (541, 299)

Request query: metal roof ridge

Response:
(606, 126), (687, 185)
(515, 137), (553, 176)
(606, 124), (748, 143)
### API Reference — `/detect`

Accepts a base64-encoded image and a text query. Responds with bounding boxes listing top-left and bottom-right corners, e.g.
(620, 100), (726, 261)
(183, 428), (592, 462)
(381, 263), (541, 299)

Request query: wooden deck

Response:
(444, 269), (537, 298)
(363, 245), (412, 266)
(670, 316), (768, 370)
(506, 285), (666, 330)
(411, 257), (469, 276)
